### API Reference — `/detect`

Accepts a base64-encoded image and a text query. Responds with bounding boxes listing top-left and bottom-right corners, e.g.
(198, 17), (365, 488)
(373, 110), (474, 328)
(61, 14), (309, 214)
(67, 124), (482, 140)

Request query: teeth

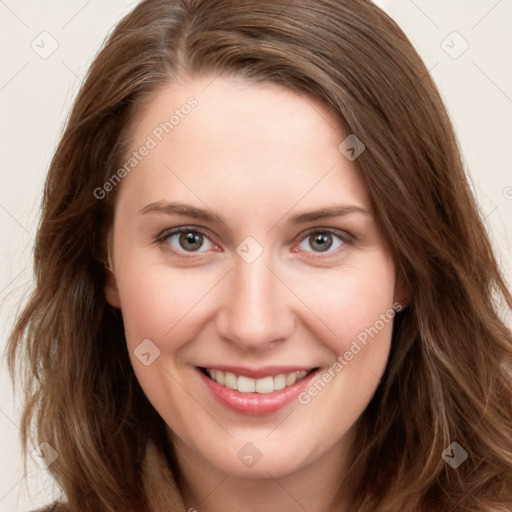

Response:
(204, 368), (311, 394)
(238, 375), (256, 393)
(286, 372), (297, 386)
(273, 374), (286, 391)
(224, 372), (237, 390)
(255, 376), (274, 393)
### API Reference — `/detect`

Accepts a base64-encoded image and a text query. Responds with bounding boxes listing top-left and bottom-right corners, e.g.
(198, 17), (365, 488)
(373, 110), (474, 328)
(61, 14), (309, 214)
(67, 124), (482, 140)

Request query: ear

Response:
(393, 266), (411, 311)
(104, 268), (122, 308)
(103, 232), (121, 308)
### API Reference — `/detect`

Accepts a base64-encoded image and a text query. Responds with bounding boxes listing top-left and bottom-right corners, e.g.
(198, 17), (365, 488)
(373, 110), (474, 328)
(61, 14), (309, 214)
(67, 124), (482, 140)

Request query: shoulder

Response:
(31, 503), (68, 512)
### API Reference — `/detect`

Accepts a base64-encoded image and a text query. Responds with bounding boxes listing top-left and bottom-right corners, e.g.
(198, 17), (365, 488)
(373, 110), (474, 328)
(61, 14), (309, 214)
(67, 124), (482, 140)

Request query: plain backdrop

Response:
(0, 0), (511, 510)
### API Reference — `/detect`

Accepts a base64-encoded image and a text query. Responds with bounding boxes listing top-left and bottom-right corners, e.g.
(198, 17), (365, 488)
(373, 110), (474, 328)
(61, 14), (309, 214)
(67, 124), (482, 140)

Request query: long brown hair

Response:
(7, 0), (512, 510)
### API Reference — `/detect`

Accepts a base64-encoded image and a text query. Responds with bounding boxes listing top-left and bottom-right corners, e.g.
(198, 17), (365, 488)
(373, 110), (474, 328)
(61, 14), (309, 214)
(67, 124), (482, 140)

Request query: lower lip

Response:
(197, 368), (318, 415)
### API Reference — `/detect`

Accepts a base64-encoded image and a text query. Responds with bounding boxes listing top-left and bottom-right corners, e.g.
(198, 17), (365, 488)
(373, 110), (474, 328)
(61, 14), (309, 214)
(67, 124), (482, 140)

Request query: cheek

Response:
(288, 253), (396, 354)
(291, 263), (396, 442)
(116, 265), (212, 348)
(116, 246), (396, 356)
(114, 263), (210, 423)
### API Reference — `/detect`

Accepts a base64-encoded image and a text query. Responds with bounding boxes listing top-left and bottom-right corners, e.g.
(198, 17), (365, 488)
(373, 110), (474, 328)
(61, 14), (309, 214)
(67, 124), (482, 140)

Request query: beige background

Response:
(0, 0), (511, 509)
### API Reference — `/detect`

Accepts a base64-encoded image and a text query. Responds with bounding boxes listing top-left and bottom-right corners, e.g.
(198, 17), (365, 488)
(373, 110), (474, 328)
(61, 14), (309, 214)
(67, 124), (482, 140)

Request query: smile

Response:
(202, 368), (314, 394)
(198, 366), (320, 415)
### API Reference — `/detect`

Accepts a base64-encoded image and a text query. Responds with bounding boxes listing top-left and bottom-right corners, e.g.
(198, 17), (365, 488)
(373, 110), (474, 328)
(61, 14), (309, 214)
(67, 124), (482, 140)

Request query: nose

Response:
(215, 250), (295, 351)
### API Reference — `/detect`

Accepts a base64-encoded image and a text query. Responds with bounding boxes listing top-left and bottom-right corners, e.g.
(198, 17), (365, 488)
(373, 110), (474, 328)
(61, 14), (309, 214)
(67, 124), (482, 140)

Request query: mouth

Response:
(200, 367), (317, 394)
(197, 366), (320, 415)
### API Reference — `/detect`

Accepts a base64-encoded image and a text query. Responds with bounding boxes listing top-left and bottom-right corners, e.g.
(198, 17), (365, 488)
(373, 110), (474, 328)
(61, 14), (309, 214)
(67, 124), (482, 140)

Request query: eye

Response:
(156, 226), (351, 257)
(296, 228), (349, 254)
(158, 227), (215, 253)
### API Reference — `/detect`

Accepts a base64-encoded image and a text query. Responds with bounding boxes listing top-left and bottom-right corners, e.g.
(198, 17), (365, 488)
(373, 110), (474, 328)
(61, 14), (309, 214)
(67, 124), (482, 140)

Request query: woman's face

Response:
(106, 75), (402, 480)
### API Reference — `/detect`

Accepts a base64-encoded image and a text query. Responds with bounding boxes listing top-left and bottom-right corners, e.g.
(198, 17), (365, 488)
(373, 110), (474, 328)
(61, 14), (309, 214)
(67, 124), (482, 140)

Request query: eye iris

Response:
(310, 232), (332, 252)
(179, 231), (203, 251)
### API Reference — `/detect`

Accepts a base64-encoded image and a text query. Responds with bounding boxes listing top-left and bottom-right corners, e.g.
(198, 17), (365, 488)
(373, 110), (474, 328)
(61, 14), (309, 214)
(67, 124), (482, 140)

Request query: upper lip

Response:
(198, 365), (318, 379)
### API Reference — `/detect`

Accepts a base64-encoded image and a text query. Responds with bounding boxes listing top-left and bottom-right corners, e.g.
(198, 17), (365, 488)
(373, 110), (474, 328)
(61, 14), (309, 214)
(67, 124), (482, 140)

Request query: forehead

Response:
(115, 75), (371, 218)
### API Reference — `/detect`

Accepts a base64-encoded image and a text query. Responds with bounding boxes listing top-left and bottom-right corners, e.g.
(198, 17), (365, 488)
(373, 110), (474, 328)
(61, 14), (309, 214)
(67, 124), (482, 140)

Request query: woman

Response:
(8, 0), (512, 510)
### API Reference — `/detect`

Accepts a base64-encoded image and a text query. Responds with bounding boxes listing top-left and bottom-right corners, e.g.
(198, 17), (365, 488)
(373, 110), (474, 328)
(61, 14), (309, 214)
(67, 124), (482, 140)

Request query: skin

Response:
(105, 75), (405, 512)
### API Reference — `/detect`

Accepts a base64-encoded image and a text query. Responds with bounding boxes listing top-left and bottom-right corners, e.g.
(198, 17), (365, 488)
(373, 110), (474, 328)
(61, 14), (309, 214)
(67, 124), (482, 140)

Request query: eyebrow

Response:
(138, 200), (370, 226)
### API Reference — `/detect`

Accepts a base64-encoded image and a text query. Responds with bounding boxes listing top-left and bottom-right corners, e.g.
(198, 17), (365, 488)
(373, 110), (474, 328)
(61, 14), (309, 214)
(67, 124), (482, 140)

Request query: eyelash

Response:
(154, 226), (353, 258)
